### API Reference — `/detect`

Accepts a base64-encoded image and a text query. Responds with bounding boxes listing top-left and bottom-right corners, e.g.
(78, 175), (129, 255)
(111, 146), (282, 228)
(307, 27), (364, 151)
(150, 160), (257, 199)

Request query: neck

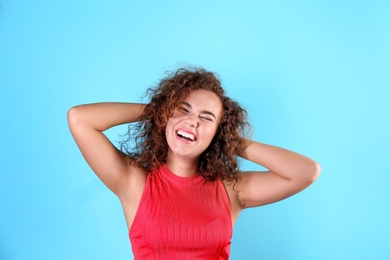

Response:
(166, 155), (199, 178)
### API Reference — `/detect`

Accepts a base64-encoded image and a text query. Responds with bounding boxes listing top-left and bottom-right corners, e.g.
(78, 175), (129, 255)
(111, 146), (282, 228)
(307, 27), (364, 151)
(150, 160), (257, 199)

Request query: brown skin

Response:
(67, 103), (148, 228)
(122, 68), (249, 183)
(68, 95), (320, 229)
(67, 68), (320, 229)
(226, 139), (321, 225)
(165, 89), (223, 177)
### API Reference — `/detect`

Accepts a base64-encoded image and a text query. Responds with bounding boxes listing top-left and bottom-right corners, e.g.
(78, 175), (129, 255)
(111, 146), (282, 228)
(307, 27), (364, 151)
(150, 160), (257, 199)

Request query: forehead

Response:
(182, 89), (222, 115)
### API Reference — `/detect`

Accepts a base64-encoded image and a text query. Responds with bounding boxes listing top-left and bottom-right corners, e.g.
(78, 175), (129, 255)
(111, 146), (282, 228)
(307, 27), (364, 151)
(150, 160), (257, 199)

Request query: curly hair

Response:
(121, 67), (250, 182)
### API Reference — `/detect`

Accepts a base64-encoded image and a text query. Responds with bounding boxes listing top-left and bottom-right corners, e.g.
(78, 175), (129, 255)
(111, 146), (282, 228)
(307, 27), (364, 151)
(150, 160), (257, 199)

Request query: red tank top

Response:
(129, 164), (232, 259)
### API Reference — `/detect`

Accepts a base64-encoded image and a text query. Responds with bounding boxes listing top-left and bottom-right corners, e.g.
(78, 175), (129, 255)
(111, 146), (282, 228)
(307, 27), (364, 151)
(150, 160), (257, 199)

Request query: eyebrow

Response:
(181, 101), (216, 119)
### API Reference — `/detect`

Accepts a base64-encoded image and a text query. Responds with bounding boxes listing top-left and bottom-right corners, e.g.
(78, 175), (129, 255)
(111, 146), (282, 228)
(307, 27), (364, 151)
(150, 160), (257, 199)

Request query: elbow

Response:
(67, 106), (83, 129)
(285, 159), (321, 192)
(304, 160), (321, 185)
(292, 159), (321, 188)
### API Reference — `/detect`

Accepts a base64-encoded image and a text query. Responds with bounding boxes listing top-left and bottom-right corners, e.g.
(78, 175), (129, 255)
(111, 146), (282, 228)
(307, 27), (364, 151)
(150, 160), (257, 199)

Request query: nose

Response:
(186, 114), (199, 128)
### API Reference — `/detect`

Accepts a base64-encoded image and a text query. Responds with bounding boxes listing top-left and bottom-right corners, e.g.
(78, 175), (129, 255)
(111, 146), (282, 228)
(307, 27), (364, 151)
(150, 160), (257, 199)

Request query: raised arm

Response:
(67, 103), (146, 197)
(235, 139), (321, 209)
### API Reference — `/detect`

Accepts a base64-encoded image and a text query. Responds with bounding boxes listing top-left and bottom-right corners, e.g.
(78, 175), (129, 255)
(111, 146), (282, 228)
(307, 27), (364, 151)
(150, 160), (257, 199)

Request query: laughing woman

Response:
(67, 67), (320, 259)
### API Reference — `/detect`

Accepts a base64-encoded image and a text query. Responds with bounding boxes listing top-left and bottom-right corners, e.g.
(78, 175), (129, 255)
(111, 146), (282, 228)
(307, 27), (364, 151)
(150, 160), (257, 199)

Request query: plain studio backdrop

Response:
(0, 1), (389, 259)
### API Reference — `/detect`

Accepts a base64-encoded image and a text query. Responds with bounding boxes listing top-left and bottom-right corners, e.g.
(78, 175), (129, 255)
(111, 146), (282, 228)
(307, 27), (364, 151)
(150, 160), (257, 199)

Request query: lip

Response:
(175, 128), (198, 142)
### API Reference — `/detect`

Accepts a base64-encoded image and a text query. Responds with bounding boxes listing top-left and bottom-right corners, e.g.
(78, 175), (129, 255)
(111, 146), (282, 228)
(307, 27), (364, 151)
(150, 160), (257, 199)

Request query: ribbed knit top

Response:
(129, 164), (232, 259)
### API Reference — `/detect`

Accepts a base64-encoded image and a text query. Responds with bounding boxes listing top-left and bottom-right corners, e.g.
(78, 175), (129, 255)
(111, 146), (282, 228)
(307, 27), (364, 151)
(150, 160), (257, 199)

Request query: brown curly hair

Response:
(121, 67), (250, 182)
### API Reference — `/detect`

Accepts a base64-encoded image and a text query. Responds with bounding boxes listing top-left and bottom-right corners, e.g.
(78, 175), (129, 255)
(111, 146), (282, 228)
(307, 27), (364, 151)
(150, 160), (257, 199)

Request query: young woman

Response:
(67, 67), (321, 259)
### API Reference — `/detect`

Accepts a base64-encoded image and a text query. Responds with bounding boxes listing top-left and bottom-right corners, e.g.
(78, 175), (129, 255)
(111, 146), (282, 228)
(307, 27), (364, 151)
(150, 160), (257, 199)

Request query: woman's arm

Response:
(67, 103), (146, 197)
(235, 139), (321, 209)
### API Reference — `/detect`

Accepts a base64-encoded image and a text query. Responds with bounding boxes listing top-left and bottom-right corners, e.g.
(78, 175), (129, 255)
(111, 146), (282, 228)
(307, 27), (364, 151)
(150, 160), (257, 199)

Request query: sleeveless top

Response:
(129, 164), (232, 259)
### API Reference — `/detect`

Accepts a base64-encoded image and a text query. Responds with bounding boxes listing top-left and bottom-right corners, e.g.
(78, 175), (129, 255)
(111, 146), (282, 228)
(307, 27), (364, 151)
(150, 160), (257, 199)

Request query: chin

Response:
(167, 147), (201, 160)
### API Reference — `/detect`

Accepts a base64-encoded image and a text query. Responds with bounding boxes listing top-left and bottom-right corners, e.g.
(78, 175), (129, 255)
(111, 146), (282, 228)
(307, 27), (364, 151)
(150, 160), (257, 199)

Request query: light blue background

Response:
(1, 1), (389, 259)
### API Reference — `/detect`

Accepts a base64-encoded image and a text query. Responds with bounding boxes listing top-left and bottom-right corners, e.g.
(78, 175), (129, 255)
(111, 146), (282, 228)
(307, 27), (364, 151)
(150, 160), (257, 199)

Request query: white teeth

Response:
(177, 130), (195, 141)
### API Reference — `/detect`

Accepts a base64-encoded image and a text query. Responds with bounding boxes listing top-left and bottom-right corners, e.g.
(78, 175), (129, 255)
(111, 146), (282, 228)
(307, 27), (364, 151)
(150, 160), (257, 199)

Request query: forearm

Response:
(239, 139), (320, 182)
(67, 102), (146, 131)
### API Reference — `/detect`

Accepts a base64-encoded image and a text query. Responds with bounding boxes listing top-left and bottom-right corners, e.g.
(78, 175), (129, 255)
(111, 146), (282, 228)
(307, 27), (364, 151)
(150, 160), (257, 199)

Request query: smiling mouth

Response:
(176, 129), (197, 141)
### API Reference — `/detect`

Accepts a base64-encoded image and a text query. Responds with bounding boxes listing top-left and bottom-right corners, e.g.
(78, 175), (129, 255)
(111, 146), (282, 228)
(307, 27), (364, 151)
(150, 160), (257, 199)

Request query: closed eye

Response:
(179, 107), (189, 113)
(200, 116), (213, 122)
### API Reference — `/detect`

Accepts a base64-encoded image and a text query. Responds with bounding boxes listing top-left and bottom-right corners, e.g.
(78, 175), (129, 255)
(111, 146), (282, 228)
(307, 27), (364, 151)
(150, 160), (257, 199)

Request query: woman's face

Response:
(165, 89), (222, 162)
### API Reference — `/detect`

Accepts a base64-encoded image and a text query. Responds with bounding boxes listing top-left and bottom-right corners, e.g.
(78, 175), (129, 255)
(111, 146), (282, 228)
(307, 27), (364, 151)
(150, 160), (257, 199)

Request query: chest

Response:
(129, 175), (232, 258)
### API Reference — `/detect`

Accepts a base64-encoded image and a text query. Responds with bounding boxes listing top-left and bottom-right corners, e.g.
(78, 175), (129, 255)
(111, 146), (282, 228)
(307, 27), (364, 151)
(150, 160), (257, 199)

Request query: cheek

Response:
(165, 120), (173, 136)
(204, 126), (218, 141)
(165, 117), (179, 139)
